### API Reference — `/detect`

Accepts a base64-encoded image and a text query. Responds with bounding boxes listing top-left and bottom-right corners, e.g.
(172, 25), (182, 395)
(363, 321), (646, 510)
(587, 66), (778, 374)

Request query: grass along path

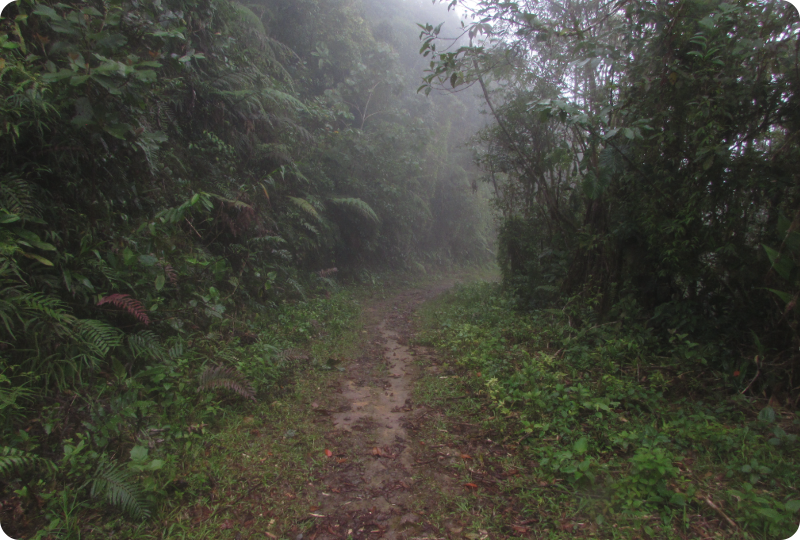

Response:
(142, 274), (472, 540)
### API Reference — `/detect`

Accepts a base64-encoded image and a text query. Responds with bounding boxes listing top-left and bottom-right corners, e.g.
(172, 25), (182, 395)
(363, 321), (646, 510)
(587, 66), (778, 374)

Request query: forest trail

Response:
(305, 280), (458, 540)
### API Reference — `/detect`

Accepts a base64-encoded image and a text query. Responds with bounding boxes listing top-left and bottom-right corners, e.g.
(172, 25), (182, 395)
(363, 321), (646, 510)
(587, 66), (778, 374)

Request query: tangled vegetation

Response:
(0, 0), (492, 534)
(421, 0), (800, 399)
(417, 282), (800, 538)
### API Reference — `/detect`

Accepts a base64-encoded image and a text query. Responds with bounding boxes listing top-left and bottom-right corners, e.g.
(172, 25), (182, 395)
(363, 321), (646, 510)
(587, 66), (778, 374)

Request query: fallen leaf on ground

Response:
(461, 454), (472, 459)
(324, 449), (333, 457)
(464, 483), (478, 489)
(220, 519), (234, 530)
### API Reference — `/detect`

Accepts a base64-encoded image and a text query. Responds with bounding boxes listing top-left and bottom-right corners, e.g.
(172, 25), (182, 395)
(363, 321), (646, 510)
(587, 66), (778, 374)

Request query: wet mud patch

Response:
(306, 285), (456, 540)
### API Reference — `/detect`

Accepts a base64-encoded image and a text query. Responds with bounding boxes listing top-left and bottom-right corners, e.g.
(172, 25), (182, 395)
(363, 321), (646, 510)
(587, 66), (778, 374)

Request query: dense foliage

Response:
(418, 282), (800, 538)
(0, 0), (492, 534)
(421, 0), (800, 399)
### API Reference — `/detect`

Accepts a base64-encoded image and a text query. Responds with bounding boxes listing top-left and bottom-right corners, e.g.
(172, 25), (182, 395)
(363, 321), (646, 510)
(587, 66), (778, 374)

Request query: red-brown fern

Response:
(97, 294), (150, 325)
(317, 267), (338, 278)
(197, 366), (256, 401)
(157, 260), (178, 285)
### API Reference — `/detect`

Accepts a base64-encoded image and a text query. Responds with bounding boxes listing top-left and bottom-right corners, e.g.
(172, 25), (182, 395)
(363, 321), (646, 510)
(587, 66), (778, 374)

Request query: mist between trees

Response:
(0, 0), (494, 532)
(0, 0), (799, 535)
(422, 0), (800, 400)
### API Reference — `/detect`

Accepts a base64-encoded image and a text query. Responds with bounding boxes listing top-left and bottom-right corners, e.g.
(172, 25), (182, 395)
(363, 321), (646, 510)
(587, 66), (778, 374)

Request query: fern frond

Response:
(286, 278), (306, 299)
(17, 292), (76, 324)
(288, 196), (320, 221)
(301, 221), (319, 236)
(0, 446), (57, 477)
(231, 2), (266, 35)
(73, 319), (124, 356)
(127, 330), (166, 361)
(197, 366), (256, 401)
(97, 294), (150, 325)
(166, 340), (184, 360)
(91, 462), (151, 520)
(329, 197), (380, 224)
(0, 175), (41, 220)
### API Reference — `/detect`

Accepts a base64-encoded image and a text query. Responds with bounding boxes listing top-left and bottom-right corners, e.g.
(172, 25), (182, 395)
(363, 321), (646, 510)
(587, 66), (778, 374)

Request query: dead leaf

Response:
(461, 454), (472, 460)
(336, 458), (348, 464)
(372, 447), (382, 456)
(324, 449), (333, 457)
(464, 483), (478, 489)
(220, 519), (234, 530)
(265, 533), (277, 539)
(511, 525), (529, 533)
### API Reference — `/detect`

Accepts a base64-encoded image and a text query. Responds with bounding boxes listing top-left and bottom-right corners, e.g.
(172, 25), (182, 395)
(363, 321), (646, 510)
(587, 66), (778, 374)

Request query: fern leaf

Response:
(97, 294), (150, 325)
(18, 292), (75, 324)
(167, 340), (184, 359)
(73, 319), (123, 356)
(288, 196), (320, 221)
(329, 197), (380, 224)
(0, 446), (57, 476)
(127, 330), (166, 361)
(91, 462), (151, 520)
(232, 2), (266, 35)
(197, 366), (256, 401)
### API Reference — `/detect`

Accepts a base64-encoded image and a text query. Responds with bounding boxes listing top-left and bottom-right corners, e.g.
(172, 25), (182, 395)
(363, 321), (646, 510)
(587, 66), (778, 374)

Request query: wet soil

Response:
(306, 285), (454, 540)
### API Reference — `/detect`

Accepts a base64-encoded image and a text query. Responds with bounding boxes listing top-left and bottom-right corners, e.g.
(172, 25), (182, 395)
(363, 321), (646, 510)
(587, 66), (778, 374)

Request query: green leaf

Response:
(95, 33), (127, 50)
(755, 507), (781, 522)
(122, 248), (136, 265)
(0, 213), (20, 224)
(138, 254), (158, 267)
(573, 437), (588, 454)
(32, 5), (62, 20)
(766, 288), (793, 304)
(155, 274), (165, 291)
(41, 69), (75, 82)
(785, 500), (800, 513)
(69, 75), (90, 86)
(22, 252), (53, 266)
(132, 69), (157, 83)
(763, 245), (793, 280)
(129, 446), (148, 462)
(145, 459), (165, 471)
(698, 16), (715, 29)
(103, 123), (130, 140)
(758, 406), (776, 423)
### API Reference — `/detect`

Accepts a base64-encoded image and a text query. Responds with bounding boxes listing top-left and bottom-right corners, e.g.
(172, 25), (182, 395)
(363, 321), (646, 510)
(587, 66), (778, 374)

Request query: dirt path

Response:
(307, 284), (454, 540)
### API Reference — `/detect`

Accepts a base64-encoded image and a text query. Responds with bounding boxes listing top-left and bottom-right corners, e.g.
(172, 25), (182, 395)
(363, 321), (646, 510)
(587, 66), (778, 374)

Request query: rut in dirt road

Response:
(309, 289), (448, 540)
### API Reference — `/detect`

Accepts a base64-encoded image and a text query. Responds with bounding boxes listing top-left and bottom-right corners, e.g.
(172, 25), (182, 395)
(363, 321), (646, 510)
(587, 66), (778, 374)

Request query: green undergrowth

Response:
(413, 282), (800, 539)
(1, 288), (363, 538)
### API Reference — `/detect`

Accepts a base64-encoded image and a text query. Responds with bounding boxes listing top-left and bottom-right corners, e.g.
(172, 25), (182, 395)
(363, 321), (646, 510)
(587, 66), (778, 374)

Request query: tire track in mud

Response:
(308, 286), (452, 540)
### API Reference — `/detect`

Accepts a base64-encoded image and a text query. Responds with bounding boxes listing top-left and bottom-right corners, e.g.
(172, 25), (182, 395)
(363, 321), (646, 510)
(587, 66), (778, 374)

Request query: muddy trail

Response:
(304, 283), (461, 540)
